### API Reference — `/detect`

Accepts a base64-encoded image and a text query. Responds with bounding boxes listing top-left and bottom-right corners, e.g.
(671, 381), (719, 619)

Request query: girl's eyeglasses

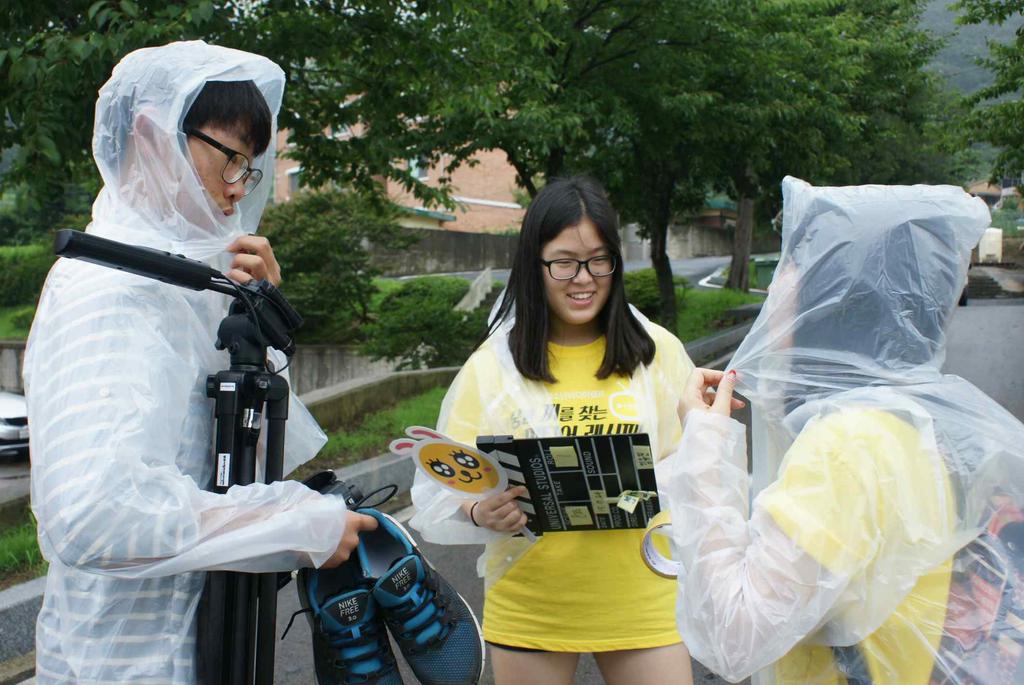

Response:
(540, 255), (617, 280)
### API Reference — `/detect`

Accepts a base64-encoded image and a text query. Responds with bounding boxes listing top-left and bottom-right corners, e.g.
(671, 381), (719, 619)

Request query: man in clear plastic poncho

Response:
(665, 177), (1024, 684)
(24, 42), (374, 683)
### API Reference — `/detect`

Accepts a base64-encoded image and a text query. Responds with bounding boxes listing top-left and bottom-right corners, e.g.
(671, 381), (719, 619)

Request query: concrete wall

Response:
(301, 367), (459, 432)
(374, 228), (518, 276)
(288, 345), (396, 397)
(455, 268), (495, 312)
(621, 223), (780, 262)
(0, 342), (25, 394)
(0, 341), (393, 397)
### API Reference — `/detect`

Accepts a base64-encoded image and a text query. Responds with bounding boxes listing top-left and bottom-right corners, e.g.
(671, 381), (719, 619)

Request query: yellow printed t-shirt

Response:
(759, 409), (955, 685)
(460, 328), (691, 652)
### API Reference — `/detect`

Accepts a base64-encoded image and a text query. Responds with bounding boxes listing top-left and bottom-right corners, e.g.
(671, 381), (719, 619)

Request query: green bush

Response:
(362, 276), (488, 369)
(259, 191), (415, 343)
(624, 269), (661, 318)
(676, 288), (763, 342)
(624, 268), (689, 320)
(10, 305), (36, 331)
(0, 244), (55, 307)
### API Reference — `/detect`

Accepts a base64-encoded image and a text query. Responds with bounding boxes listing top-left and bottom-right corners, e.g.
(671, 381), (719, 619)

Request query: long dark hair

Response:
(488, 176), (655, 382)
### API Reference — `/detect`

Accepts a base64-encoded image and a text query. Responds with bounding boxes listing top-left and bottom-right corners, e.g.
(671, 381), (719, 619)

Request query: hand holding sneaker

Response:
(460, 486), (529, 533)
(323, 512), (379, 569)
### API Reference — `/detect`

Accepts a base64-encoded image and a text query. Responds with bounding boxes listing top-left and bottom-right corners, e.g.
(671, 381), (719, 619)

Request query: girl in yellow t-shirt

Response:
(409, 176), (697, 685)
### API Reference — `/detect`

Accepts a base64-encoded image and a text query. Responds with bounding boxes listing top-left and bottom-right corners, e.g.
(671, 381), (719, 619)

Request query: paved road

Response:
(942, 299), (1024, 421)
(273, 507), (735, 685)
(0, 463), (30, 509)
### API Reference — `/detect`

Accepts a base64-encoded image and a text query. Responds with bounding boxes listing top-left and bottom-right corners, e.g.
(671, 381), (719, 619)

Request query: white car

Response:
(0, 391), (29, 459)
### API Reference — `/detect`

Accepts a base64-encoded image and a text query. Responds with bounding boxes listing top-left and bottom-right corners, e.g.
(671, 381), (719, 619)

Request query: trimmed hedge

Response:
(624, 268), (660, 318)
(624, 268), (688, 320)
(10, 306), (36, 331)
(362, 276), (487, 369)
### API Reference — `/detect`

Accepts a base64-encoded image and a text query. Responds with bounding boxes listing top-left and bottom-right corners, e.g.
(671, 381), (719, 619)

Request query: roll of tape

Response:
(640, 510), (679, 579)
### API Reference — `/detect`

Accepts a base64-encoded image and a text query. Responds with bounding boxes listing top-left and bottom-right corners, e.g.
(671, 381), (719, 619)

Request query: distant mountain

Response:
(922, 0), (1023, 94)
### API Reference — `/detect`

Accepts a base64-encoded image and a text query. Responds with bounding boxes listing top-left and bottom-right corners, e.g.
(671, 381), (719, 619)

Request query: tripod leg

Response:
(197, 571), (228, 684)
(233, 403), (261, 684)
(199, 372), (246, 683)
(255, 386), (288, 685)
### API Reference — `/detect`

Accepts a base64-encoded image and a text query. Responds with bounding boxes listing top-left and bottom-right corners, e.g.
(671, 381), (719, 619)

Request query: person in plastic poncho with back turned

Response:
(23, 42), (376, 684)
(665, 177), (1024, 685)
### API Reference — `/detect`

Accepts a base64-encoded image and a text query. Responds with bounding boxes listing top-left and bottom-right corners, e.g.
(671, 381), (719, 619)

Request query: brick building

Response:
(273, 130), (525, 233)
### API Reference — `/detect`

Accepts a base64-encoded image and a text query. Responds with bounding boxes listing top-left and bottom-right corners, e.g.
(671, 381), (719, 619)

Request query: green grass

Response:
(0, 305), (33, 340)
(290, 385), (448, 483)
(0, 509), (46, 588)
(370, 278), (404, 311)
(676, 288), (763, 342)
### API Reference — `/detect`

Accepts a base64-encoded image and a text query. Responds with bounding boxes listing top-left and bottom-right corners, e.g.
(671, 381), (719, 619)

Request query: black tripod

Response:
(53, 229), (303, 685)
(197, 296), (295, 685)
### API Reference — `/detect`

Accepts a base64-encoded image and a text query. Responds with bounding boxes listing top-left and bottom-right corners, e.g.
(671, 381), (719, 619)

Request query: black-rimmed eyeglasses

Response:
(184, 127), (263, 196)
(540, 255), (617, 280)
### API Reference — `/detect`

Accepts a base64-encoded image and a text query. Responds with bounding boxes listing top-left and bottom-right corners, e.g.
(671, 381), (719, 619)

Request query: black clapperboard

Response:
(476, 433), (659, 536)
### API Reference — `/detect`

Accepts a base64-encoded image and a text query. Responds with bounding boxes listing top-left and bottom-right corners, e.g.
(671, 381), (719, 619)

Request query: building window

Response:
(408, 157), (429, 180)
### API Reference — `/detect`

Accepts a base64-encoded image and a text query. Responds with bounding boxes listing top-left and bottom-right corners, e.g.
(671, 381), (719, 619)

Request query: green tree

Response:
(0, 0), (225, 222)
(244, 0), (715, 326)
(583, 0), (717, 328)
(257, 190), (414, 343)
(240, 0), (709, 206)
(715, 1), (866, 291)
(955, 0), (1024, 180)
(826, 1), (965, 187)
(707, 0), (947, 291)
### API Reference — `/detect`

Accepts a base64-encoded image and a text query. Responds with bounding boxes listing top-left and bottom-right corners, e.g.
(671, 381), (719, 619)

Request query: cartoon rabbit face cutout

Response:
(390, 426), (507, 499)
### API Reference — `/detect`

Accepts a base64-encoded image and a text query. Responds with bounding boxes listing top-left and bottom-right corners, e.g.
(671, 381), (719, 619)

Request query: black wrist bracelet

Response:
(469, 501), (481, 527)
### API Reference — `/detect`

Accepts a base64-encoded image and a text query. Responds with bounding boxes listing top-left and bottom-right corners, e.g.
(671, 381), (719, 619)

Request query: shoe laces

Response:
(323, 620), (394, 678)
(282, 604), (396, 683)
(384, 567), (457, 654)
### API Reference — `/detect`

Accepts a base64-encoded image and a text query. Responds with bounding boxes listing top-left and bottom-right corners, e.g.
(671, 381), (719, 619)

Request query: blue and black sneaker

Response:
(357, 508), (484, 685)
(290, 558), (404, 685)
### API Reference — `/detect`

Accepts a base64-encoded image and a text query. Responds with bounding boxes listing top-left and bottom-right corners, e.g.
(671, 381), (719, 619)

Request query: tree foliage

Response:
(955, 0), (1024, 180)
(258, 190), (414, 343)
(0, 0), (978, 313)
(0, 1), (226, 212)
